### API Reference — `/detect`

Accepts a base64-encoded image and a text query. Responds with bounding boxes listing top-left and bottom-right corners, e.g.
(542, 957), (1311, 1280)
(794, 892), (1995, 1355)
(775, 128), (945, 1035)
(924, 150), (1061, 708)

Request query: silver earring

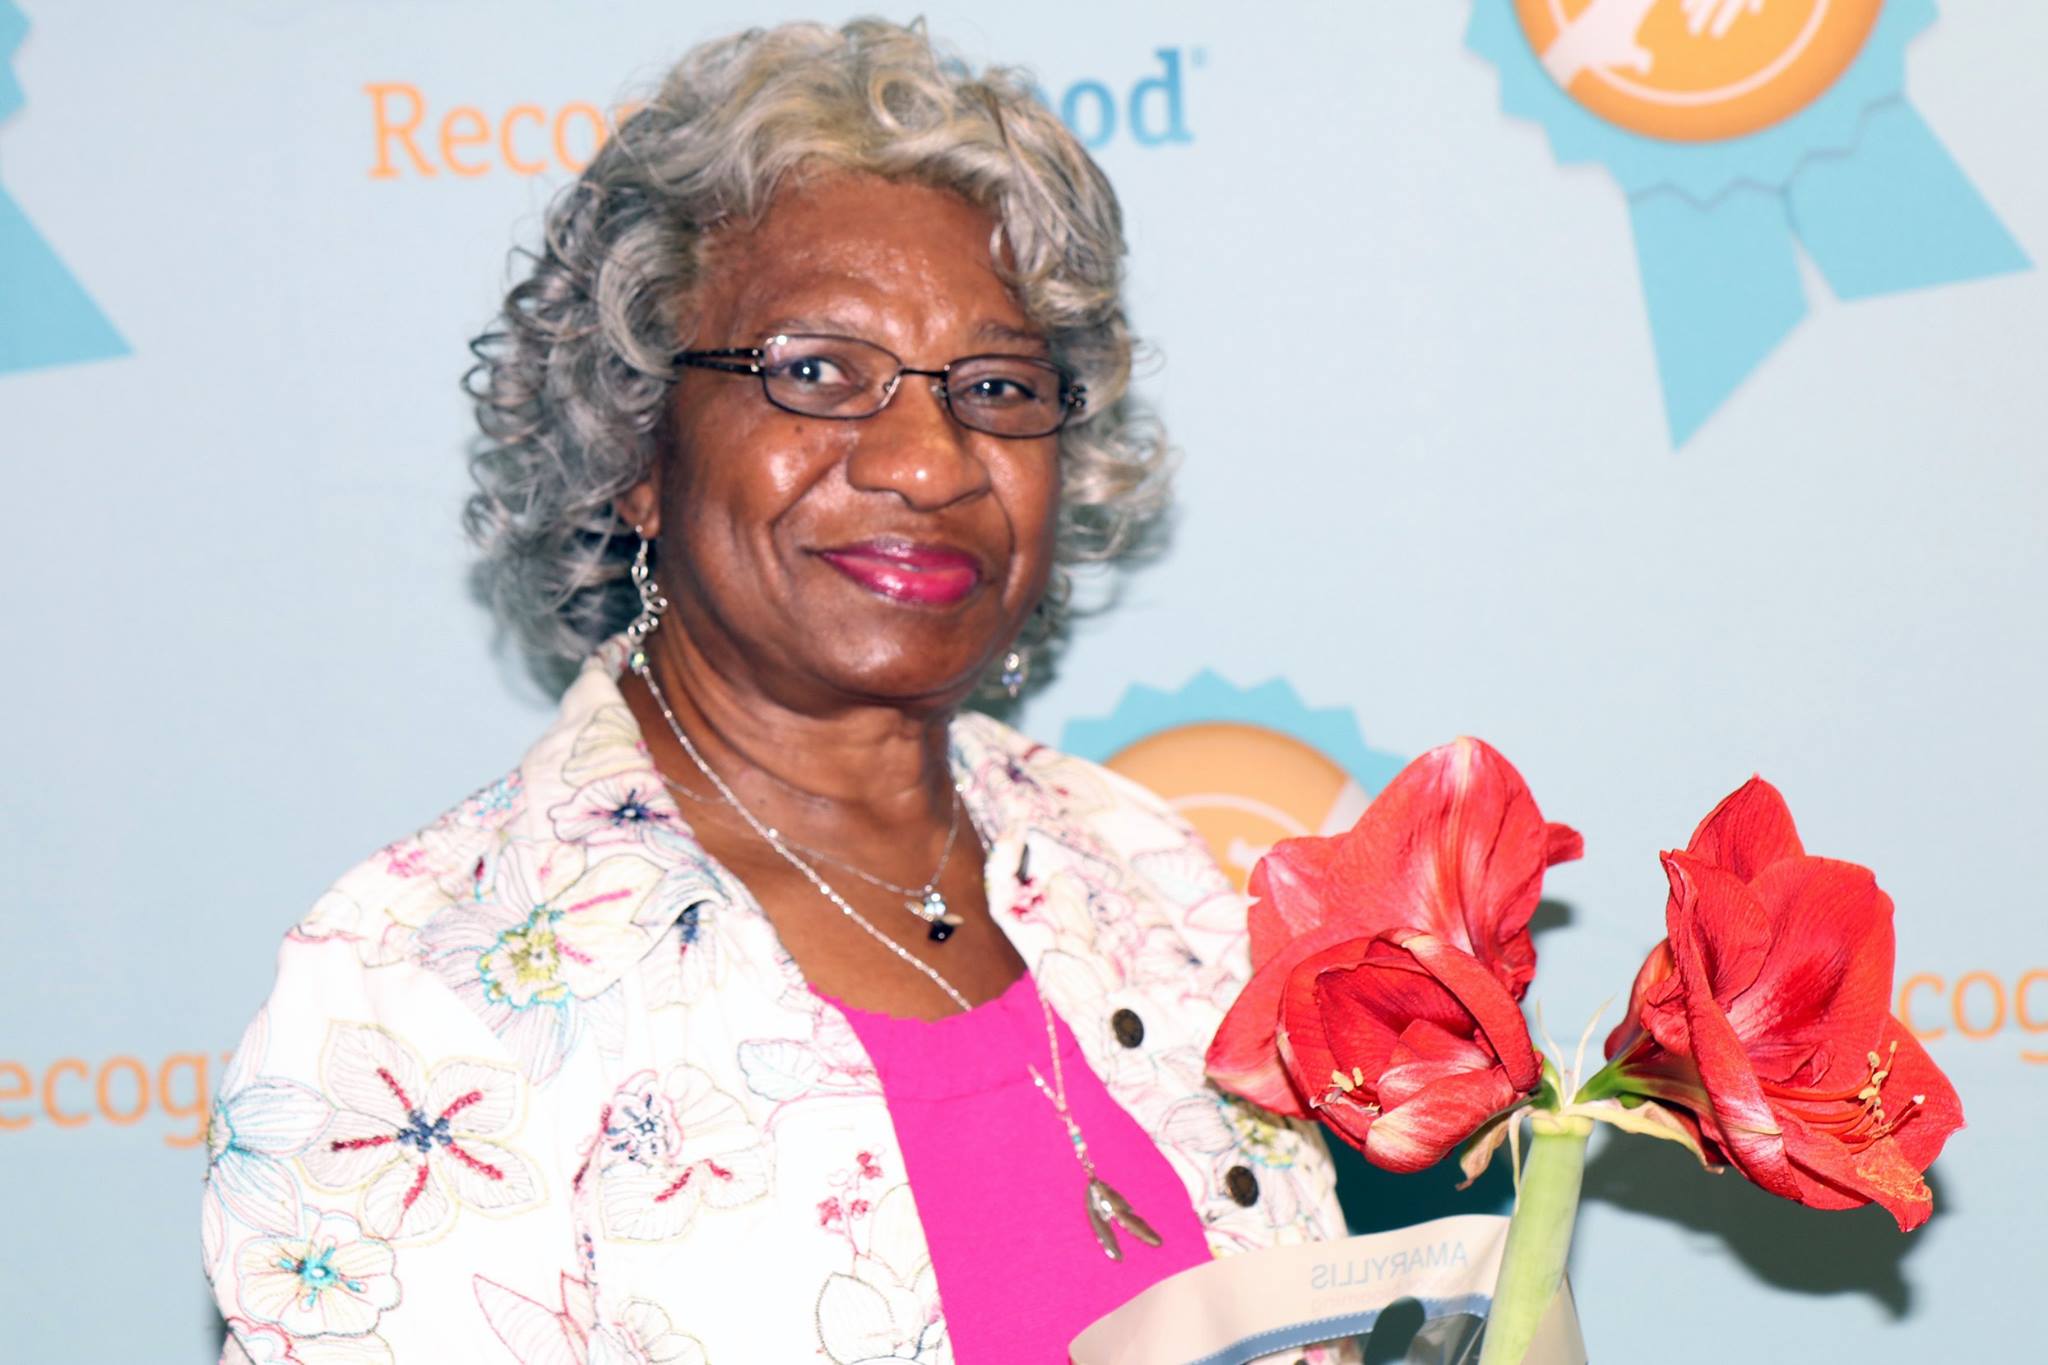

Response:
(625, 526), (668, 673)
(1000, 647), (1029, 700)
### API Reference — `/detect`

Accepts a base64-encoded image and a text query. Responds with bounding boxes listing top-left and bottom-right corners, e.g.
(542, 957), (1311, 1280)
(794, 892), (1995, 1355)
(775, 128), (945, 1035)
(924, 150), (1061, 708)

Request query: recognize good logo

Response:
(1516, 0), (1881, 142)
(1062, 673), (1403, 893)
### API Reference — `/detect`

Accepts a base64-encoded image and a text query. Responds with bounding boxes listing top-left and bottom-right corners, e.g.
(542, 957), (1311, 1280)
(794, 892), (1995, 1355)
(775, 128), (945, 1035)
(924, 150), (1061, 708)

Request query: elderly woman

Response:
(203, 19), (1345, 1364)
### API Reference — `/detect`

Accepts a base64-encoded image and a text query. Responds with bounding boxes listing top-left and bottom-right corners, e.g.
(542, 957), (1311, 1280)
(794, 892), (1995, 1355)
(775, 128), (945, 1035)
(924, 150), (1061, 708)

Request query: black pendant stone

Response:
(927, 920), (955, 943)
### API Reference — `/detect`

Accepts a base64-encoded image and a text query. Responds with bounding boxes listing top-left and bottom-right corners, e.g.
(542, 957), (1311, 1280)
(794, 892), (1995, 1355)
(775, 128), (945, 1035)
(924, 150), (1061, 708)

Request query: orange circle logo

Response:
(1514, 0), (1882, 142)
(1104, 721), (1370, 893)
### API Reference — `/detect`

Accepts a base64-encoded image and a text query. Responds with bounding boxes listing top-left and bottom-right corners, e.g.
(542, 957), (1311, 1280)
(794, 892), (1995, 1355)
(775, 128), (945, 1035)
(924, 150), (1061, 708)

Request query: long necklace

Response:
(634, 661), (1163, 1261)
(657, 771), (966, 941)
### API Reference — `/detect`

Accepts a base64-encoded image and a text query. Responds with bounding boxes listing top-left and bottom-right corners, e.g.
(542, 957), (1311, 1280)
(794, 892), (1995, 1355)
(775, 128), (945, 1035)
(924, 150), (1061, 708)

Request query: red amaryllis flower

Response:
(1207, 737), (1580, 1118)
(1600, 779), (1963, 1231)
(1275, 930), (1544, 1172)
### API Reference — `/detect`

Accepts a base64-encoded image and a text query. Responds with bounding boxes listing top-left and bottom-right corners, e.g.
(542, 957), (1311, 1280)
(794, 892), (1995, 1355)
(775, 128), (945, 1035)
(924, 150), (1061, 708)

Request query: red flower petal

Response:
(1365, 1066), (1522, 1174)
(1663, 852), (1770, 1007)
(1546, 822), (1585, 866)
(1309, 1083), (1384, 1154)
(1685, 777), (1805, 882)
(1206, 922), (1365, 1116)
(1605, 939), (1674, 1059)
(1777, 1111), (1935, 1230)
(1663, 855), (1801, 1203)
(1276, 938), (1391, 1111)
(1393, 931), (1541, 1093)
(1377, 1018), (1502, 1109)
(1246, 833), (1348, 972)
(1265, 932), (1540, 1175)
(1730, 857), (1894, 1086)
(1872, 1019), (1965, 1175)
(1319, 738), (1569, 996)
(1291, 943), (1475, 1107)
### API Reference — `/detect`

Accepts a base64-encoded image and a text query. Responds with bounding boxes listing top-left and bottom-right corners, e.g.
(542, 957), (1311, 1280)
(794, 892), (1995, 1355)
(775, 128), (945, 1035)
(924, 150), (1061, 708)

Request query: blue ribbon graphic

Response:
(2, 1), (127, 377)
(1468, 0), (2028, 445)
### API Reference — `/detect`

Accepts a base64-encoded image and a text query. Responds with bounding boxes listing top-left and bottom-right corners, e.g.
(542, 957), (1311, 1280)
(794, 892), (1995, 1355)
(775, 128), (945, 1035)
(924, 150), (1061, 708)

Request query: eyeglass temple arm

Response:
(675, 348), (762, 375)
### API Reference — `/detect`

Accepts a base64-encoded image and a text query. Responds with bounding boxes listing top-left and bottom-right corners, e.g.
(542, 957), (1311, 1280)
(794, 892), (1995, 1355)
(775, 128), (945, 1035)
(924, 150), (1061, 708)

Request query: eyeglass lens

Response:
(758, 334), (1069, 437)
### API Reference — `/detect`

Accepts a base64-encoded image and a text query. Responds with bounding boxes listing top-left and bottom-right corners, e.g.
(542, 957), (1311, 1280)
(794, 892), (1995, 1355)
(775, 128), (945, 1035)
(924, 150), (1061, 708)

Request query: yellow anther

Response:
(1330, 1069), (1354, 1093)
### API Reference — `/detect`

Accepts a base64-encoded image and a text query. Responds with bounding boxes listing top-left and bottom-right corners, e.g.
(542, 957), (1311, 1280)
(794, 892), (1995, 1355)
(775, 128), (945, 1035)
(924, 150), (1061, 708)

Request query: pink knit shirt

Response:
(821, 972), (1215, 1363)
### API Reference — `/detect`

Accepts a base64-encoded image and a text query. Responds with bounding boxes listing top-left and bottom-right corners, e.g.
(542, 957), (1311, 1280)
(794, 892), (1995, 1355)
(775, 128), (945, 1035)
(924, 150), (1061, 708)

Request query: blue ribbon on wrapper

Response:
(1467, 0), (2028, 445)
(1, 0), (127, 376)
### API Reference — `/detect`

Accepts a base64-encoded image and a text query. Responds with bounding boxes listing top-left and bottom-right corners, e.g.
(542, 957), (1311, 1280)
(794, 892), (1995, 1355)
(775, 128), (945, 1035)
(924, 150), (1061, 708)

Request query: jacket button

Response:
(1225, 1165), (1260, 1207)
(1110, 1008), (1145, 1048)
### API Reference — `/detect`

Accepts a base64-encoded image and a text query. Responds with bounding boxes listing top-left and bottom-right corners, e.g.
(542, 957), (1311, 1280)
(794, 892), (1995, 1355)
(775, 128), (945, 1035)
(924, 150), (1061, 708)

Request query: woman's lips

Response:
(815, 540), (984, 606)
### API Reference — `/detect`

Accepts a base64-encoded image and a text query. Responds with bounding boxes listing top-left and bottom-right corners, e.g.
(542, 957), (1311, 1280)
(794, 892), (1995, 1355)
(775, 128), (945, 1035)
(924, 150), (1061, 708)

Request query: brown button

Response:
(1110, 1008), (1145, 1048)
(1225, 1165), (1259, 1206)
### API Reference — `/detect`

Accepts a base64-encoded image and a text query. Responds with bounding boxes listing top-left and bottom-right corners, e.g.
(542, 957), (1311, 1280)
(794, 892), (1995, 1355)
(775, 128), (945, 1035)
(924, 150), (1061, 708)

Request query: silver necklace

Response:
(794, 797), (965, 938)
(633, 660), (1162, 1261)
(656, 771), (966, 941)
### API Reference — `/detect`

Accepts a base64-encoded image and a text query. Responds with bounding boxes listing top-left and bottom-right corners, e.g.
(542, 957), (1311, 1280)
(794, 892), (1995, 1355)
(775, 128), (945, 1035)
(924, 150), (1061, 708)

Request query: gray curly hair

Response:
(464, 17), (1170, 676)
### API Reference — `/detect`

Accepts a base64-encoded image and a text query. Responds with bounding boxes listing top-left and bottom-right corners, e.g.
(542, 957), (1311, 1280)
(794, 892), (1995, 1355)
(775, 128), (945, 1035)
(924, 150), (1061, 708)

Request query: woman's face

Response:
(626, 173), (1062, 712)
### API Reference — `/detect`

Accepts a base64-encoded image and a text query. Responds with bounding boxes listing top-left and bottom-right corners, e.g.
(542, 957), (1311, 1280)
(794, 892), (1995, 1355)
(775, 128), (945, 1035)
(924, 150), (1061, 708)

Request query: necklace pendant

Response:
(914, 890), (949, 922)
(1084, 1177), (1163, 1263)
(926, 919), (955, 943)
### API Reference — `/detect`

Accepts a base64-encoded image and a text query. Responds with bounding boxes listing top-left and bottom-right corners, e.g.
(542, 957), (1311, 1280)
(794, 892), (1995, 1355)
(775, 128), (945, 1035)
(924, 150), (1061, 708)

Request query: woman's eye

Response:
(966, 376), (1037, 405)
(780, 356), (849, 386)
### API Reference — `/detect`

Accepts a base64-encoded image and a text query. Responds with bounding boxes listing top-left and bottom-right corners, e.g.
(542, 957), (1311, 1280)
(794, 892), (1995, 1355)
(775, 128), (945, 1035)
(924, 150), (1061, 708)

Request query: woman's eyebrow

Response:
(758, 314), (868, 338)
(972, 319), (1049, 352)
(749, 315), (1049, 353)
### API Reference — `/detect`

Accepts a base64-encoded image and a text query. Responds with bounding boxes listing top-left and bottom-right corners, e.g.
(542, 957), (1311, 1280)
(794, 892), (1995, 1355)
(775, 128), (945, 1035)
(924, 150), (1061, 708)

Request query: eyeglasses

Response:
(674, 332), (1086, 439)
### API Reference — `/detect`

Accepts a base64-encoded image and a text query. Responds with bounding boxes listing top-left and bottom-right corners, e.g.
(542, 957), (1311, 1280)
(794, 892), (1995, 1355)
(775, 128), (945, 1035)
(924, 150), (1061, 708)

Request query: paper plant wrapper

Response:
(1068, 1213), (1584, 1365)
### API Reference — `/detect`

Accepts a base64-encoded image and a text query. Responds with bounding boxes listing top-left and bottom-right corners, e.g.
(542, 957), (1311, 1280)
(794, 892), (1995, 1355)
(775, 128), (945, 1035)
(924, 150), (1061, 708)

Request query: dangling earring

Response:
(625, 525), (669, 673)
(1000, 646), (1030, 700)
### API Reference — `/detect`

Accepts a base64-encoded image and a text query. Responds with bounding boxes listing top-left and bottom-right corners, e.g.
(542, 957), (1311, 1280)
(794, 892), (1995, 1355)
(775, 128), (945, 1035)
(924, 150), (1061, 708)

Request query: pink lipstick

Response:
(816, 539), (984, 606)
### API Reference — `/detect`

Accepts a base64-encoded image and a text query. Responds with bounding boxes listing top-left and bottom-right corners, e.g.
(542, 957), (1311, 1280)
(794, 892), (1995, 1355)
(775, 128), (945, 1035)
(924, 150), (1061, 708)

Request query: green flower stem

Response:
(1477, 1111), (1592, 1365)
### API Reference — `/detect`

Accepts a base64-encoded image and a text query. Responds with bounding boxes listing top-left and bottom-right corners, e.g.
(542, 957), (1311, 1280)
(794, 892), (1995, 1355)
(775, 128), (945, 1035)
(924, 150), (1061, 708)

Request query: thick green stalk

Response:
(1477, 1112), (1591, 1365)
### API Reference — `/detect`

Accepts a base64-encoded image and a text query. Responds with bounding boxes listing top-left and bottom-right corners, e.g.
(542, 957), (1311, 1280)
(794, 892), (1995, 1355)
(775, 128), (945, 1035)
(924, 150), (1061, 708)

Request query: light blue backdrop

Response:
(3, 2), (2041, 1360)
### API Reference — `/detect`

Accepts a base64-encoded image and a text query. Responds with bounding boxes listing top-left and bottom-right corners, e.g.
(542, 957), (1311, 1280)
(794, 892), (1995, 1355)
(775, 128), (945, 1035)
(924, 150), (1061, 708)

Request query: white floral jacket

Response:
(203, 641), (1348, 1364)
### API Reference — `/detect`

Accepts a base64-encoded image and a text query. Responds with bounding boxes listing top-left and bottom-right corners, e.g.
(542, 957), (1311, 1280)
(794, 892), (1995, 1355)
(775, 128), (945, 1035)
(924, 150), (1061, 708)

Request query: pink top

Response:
(821, 973), (1215, 1364)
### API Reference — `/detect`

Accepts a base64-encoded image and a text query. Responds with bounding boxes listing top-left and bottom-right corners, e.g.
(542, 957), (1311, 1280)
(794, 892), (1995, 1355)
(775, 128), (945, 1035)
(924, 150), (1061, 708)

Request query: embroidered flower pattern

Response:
(417, 842), (660, 1079)
(300, 1025), (542, 1241)
(559, 703), (651, 788)
(222, 1314), (397, 1365)
(549, 773), (680, 847)
(233, 1208), (400, 1344)
(593, 1066), (772, 1242)
(814, 1183), (945, 1364)
(641, 872), (740, 1010)
(205, 1009), (336, 1276)
(474, 1272), (708, 1365)
(1159, 1089), (1313, 1238)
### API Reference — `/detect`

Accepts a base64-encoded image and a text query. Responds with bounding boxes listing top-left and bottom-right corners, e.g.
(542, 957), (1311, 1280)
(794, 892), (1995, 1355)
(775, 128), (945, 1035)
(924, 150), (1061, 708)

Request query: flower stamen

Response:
(1766, 1040), (1922, 1152)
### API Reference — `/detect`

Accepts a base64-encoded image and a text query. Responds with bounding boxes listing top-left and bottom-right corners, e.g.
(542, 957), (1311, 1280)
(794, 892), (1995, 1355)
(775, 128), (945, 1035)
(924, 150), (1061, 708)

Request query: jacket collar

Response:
(497, 636), (1044, 996)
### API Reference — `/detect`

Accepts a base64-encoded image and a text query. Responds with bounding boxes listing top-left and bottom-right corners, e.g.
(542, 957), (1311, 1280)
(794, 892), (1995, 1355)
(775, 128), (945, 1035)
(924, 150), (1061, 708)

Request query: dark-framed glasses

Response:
(674, 332), (1086, 439)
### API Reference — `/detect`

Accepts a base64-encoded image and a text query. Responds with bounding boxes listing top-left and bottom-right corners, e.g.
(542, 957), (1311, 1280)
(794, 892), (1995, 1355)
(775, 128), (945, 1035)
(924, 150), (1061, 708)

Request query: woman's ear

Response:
(616, 475), (661, 536)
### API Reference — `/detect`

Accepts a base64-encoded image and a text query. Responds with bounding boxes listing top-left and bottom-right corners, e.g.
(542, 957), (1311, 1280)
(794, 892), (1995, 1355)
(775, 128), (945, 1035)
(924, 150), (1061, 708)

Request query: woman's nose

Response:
(842, 379), (992, 509)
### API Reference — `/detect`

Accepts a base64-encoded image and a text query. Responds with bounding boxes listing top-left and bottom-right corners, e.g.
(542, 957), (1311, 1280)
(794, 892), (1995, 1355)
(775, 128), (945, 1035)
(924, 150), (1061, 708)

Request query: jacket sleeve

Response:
(204, 928), (583, 1363)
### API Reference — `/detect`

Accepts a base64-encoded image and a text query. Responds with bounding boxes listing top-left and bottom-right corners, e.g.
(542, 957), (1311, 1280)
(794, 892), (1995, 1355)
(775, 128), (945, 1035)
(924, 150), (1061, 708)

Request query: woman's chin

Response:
(813, 650), (1000, 708)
